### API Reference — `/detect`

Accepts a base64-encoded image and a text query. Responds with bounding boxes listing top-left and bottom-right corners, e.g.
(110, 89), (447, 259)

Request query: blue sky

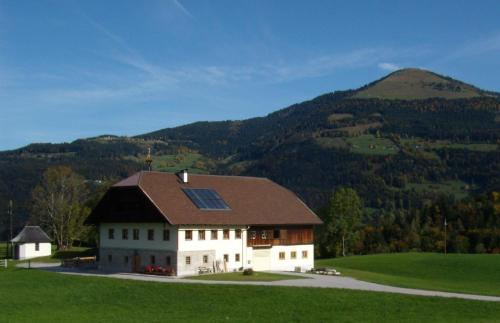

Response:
(1, 0), (500, 150)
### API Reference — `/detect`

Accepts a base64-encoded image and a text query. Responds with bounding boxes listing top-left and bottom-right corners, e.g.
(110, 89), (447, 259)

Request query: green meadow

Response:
(316, 252), (500, 296)
(1, 264), (499, 323)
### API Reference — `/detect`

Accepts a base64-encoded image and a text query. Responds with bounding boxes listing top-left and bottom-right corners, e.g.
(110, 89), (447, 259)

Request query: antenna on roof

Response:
(145, 147), (153, 171)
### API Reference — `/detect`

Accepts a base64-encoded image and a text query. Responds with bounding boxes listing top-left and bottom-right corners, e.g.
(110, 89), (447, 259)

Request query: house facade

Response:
(10, 226), (52, 260)
(86, 170), (322, 276)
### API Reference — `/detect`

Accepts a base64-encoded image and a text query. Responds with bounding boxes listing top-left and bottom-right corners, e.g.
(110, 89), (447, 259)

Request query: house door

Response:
(252, 248), (271, 271)
(132, 255), (141, 272)
(14, 245), (20, 260)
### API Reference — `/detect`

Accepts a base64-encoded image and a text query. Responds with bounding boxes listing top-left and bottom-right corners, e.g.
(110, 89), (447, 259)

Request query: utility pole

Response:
(444, 217), (447, 256)
(8, 200), (13, 259)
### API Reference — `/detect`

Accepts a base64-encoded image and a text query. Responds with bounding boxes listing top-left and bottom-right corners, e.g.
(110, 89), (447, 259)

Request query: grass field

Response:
(316, 253), (500, 296)
(125, 152), (209, 173)
(188, 271), (305, 282)
(1, 265), (499, 322)
(346, 134), (399, 155)
(0, 242), (8, 258)
(401, 138), (498, 152)
(406, 180), (472, 200)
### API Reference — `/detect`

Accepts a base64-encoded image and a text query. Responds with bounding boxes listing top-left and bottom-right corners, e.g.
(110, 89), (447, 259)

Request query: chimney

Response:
(178, 169), (188, 183)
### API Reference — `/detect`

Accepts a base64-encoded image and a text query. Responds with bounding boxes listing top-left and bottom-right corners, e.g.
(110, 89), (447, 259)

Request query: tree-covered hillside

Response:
(1, 69), (499, 244)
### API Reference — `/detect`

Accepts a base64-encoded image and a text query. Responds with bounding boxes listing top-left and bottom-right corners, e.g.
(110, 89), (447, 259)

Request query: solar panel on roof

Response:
(182, 188), (230, 210)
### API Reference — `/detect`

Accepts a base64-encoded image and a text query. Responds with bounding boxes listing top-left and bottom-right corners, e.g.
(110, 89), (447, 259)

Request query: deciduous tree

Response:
(31, 166), (89, 249)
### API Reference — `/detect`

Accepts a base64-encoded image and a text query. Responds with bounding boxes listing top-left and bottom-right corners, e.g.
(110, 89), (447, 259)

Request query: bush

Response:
(243, 268), (254, 276)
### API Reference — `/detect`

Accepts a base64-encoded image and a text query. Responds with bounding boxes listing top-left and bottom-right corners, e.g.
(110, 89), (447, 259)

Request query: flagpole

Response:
(444, 218), (447, 256)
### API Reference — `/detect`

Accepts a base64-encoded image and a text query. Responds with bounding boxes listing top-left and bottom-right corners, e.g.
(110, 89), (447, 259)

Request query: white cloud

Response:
(378, 62), (401, 71)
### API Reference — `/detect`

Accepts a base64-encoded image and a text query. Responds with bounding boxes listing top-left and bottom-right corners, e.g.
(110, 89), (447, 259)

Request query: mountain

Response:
(1, 68), (499, 239)
(354, 68), (494, 100)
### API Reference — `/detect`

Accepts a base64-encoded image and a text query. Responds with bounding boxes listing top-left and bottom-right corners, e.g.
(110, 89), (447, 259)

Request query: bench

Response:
(62, 256), (96, 268)
(198, 266), (212, 274)
(311, 267), (341, 276)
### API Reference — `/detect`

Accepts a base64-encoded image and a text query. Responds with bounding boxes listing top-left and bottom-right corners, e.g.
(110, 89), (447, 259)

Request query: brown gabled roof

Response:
(88, 171), (322, 226)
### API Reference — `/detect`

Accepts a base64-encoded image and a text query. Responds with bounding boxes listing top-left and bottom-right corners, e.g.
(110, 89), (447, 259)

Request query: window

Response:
(291, 251), (297, 259)
(223, 254), (229, 262)
(133, 229), (139, 240)
(150, 255), (156, 264)
(166, 256), (171, 266)
(235, 229), (242, 239)
(35, 243), (39, 251)
(223, 229), (230, 240)
(148, 229), (155, 241)
(186, 256), (191, 265)
(108, 228), (114, 239)
(108, 254), (113, 262)
(250, 231), (256, 240)
(302, 250), (308, 259)
(273, 229), (280, 239)
(211, 230), (218, 240)
(279, 252), (285, 260)
(163, 229), (170, 241)
(185, 230), (193, 240)
(124, 256), (129, 264)
(122, 229), (128, 240)
(198, 230), (206, 240)
(203, 255), (208, 264)
(235, 253), (240, 262)
(261, 230), (267, 239)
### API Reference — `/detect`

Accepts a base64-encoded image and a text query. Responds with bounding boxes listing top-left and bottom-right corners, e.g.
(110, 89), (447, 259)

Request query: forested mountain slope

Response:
(1, 68), (499, 241)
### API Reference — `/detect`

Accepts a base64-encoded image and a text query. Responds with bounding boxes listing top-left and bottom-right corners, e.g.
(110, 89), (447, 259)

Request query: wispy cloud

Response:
(37, 46), (423, 104)
(172, 0), (193, 18)
(439, 32), (500, 63)
(33, 12), (427, 105)
(378, 62), (401, 71)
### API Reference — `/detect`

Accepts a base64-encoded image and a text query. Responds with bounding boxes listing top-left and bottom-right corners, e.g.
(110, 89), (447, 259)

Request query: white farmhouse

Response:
(11, 226), (52, 260)
(86, 170), (322, 276)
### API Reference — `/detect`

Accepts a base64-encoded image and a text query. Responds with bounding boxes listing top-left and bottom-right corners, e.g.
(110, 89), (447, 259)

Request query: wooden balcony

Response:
(247, 226), (314, 247)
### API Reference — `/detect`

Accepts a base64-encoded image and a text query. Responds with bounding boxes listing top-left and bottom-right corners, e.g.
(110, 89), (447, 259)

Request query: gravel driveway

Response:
(16, 262), (500, 302)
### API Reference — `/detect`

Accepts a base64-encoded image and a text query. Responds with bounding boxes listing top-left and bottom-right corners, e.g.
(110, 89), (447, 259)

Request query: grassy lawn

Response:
(22, 246), (95, 263)
(1, 265), (499, 322)
(316, 253), (500, 296)
(2, 244), (94, 264)
(187, 271), (305, 282)
(346, 134), (399, 155)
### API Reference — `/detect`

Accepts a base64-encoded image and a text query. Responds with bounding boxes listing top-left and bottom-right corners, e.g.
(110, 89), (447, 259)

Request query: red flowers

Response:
(144, 265), (174, 275)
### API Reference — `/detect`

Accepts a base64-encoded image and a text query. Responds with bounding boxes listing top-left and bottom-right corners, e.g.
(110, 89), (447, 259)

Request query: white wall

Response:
(247, 244), (314, 272)
(18, 242), (51, 260)
(99, 223), (178, 251)
(269, 244), (315, 272)
(177, 226), (248, 275)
